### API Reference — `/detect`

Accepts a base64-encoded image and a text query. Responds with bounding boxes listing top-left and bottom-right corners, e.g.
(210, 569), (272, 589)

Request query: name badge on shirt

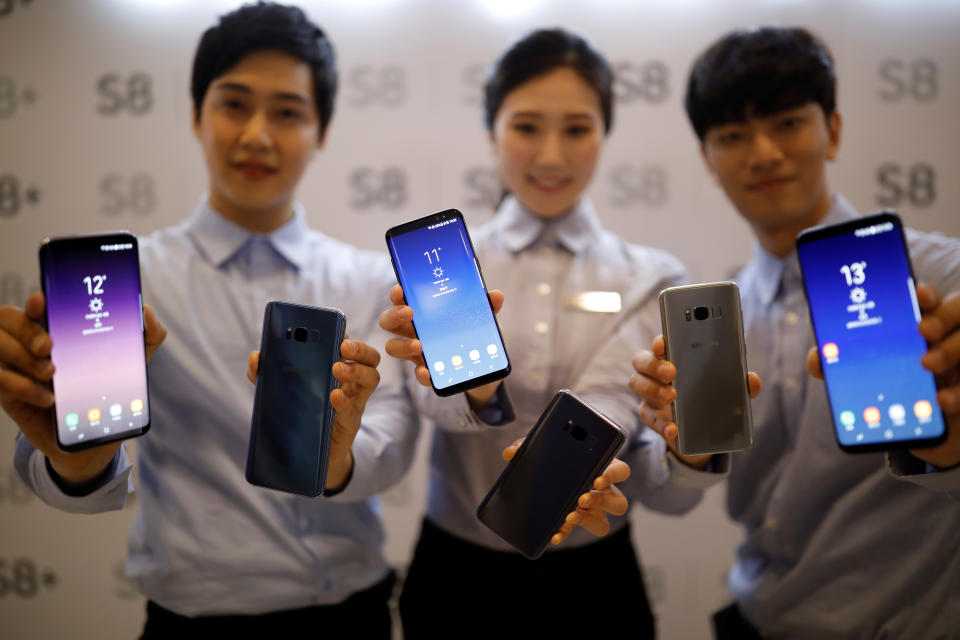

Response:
(563, 291), (622, 313)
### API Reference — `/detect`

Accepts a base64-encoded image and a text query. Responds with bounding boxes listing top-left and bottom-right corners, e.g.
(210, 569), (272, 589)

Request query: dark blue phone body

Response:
(797, 211), (947, 453)
(245, 301), (346, 497)
(476, 390), (625, 559)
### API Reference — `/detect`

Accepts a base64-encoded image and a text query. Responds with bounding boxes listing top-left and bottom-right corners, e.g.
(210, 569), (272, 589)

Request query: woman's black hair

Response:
(483, 28), (614, 134)
(191, 1), (337, 139)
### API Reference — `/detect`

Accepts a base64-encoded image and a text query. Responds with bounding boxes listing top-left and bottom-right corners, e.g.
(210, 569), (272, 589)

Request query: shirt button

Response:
(537, 283), (551, 296)
(532, 373), (543, 383)
(534, 322), (549, 335)
(764, 516), (777, 529)
(785, 377), (798, 390)
(785, 311), (799, 326)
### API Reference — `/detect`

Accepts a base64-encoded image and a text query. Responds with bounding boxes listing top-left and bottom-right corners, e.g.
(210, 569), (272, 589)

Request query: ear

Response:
(699, 143), (720, 186)
(825, 110), (842, 161)
(191, 103), (202, 140)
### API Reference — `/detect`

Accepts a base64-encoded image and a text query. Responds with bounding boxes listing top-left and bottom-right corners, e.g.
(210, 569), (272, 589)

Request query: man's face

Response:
(700, 102), (841, 235)
(193, 49), (322, 220)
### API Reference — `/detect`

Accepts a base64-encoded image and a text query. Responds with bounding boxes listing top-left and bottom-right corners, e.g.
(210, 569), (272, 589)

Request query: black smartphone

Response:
(245, 301), (346, 497)
(476, 389), (625, 560)
(797, 211), (947, 453)
(385, 209), (510, 396)
(659, 282), (753, 455)
(38, 232), (150, 451)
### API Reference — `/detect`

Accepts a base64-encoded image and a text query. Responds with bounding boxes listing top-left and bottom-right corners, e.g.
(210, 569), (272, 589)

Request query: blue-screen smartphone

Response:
(245, 301), (346, 497)
(385, 209), (510, 396)
(797, 211), (947, 453)
(39, 232), (150, 452)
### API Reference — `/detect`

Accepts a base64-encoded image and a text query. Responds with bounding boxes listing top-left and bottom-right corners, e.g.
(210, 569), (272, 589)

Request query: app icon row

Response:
(839, 399), (933, 432)
(433, 344), (499, 372)
(65, 399), (143, 430)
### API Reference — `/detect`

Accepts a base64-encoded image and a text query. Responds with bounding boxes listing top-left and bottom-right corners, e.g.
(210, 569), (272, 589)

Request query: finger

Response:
(501, 437), (524, 462)
(341, 339), (380, 368)
(631, 349), (675, 384)
(378, 305), (418, 339)
(23, 291), (45, 323)
(915, 282), (940, 314)
(920, 302), (960, 374)
(0, 329), (54, 380)
(629, 370), (676, 407)
(0, 304), (51, 358)
(551, 521), (575, 545)
(565, 507), (611, 538)
(806, 346), (823, 380)
(143, 304), (167, 360)
(748, 372), (762, 398)
(938, 386), (960, 415)
(594, 458), (630, 490)
(415, 365), (431, 387)
(579, 485), (628, 517)
(384, 337), (423, 361)
(388, 284), (407, 306)
(637, 404), (678, 442)
(918, 288), (960, 344)
(247, 351), (259, 384)
(488, 289), (504, 315)
(333, 360), (381, 397)
(0, 369), (55, 407)
(652, 335), (665, 358)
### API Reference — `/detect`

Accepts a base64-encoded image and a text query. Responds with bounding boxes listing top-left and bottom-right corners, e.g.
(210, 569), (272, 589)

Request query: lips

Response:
(233, 160), (276, 179)
(747, 176), (795, 193)
(527, 174), (571, 193)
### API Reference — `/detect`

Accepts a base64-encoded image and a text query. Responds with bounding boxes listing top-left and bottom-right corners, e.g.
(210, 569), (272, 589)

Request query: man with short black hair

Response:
(630, 26), (960, 638)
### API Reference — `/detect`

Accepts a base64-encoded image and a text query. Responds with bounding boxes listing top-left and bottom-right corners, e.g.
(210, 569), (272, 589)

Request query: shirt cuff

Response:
(474, 383), (516, 426)
(664, 451), (730, 490)
(15, 439), (133, 513)
(887, 450), (960, 493)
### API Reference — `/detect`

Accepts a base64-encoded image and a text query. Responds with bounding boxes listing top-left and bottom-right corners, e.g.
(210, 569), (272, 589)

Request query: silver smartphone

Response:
(659, 282), (752, 455)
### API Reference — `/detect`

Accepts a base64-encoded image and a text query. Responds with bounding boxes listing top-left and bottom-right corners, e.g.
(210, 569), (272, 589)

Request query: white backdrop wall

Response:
(0, 1), (957, 638)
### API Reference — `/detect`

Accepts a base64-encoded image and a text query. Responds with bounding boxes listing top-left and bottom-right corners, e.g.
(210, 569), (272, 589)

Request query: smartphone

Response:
(385, 209), (510, 396)
(476, 389), (625, 560)
(659, 282), (753, 455)
(797, 211), (947, 453)
(39, 232), (150, 451)
(245, 301), (346, 497)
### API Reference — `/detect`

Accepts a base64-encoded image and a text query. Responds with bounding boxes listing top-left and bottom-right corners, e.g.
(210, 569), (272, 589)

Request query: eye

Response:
(222, 99), (245, 111)
(511, 122), (537, 135)
(716, 130), (744, 145)
(778, 115), (805, 130)
(566, 124), (593, 137)
(276, 108), (304, 121)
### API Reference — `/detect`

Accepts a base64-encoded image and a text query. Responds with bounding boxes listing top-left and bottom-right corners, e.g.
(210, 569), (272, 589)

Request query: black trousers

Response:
(140, 571), (395, 639)
(399, 518), (655, 639)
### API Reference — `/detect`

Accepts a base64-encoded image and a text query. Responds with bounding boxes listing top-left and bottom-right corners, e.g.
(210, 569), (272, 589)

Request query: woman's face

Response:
(490, 66), (605, 219)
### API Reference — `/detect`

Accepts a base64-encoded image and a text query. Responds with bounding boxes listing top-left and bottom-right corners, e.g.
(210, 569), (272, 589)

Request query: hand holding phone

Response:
(797, 211), (948, 453)
(385, 210), (510, 396)
(659, 282), (753, 455)
(246, 301), (346, 497)
(38, 232), (151, 453)
(477, 390), (625, 559)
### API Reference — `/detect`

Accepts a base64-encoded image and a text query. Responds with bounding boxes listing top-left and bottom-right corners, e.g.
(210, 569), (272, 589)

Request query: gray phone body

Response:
(659, 282), (753, 455)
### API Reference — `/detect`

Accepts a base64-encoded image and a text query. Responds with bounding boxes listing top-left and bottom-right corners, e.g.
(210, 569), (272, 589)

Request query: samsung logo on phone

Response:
(427, 219), (456, 230)
(100, 243), (133, 252)
(854, 222), (894, 238)
(691, 341), (720, 349)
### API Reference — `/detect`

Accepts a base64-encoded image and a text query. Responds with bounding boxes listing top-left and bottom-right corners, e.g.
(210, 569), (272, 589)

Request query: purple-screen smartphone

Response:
(39, 231), (150, 451)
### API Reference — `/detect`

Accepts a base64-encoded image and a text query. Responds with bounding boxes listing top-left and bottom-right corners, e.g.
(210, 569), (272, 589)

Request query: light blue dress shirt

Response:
(728, 195), (960, 638)
(411, 196), (716, 551)
(15, 199), (419, 616)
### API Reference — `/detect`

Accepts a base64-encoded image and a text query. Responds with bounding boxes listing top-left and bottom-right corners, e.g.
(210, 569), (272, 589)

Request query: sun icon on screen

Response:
(89, 297), (104, 313)
(432, 266), (444, 279)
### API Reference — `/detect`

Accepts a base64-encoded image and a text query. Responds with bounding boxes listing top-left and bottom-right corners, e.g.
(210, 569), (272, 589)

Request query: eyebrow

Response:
(213, 82), (310, 105)
(509, 111), (597, 121)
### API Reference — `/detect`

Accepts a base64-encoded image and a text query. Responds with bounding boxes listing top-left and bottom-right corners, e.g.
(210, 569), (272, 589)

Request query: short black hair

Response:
(483, 28), (614, 134)
(191, 1), (337, 138)
(684, 26), (836, 142)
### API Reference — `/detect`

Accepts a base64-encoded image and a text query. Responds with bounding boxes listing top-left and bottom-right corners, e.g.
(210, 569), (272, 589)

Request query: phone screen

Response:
(386, 211), (509, 395)
(797, 214), (945, 450)
(40, 234), (149, 449)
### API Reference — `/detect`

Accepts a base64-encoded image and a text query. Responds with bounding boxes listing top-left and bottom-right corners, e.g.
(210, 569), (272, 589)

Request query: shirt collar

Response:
(185, 196), (311, 271)
(494, 195), (603, 255)
(750, 194), (860, 305)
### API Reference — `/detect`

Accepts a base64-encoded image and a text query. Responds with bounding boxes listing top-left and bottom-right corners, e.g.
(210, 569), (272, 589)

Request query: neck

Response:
(208, 192), (294, 234)
(754, 192), (832, 258)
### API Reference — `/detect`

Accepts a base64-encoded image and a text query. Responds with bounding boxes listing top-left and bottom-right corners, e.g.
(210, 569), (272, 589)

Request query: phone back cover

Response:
(660, 283), (753, 455)
(246, 302), (345, 497)
(476, 390), (625, 559)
